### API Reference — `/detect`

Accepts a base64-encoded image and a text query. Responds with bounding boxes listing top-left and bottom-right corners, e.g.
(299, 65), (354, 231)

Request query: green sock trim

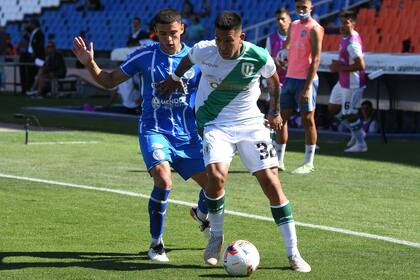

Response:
(271, 202), (294, 225)
(206, 195), (225, 213)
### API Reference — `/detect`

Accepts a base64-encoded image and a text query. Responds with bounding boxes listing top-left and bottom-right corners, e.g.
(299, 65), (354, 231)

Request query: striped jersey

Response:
(188, 40), (276, 128)
(120, 43), (201, 139)
(338, 30), (366, 89)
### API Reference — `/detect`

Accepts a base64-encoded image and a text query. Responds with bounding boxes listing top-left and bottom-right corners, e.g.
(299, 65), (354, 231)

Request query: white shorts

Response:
(202, 122), (278, 174)
(329, 82), (365, 115)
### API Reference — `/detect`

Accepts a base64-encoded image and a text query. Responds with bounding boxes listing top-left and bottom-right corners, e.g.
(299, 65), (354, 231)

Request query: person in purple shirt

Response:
(265, 8), (291, 170)
(328, 11), (367, 152)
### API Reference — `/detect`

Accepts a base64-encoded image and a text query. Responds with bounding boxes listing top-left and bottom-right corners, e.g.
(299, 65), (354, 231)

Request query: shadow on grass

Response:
(0, 249), (214, 272)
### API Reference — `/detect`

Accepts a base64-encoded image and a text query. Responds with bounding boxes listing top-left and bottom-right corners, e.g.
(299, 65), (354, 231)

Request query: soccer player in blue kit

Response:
(72, 8), (209, 262)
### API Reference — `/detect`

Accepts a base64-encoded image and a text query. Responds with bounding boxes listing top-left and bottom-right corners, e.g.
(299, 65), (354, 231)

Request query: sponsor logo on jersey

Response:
(151, 95), (188, 110)
(241, 63), (255, 77)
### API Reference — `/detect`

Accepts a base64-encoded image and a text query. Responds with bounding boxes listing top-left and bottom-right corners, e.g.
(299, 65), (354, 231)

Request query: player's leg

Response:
(190, 172), (210, 238)
(254, 168), (311, 272)
(169, 134), (210, 237)
(201, 125), (235, 265)
(292, 79), (318, 174)
(139, 133), (173, 262)
(343, 87), (367, 152)
(275, 78), (297, 170)
(236, 122), (310, 272)
(204, 162), (229, 265)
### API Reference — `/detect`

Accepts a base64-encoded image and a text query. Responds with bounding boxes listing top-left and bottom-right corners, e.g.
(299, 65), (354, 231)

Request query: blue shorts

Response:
(280, 78), (319, 112)
(139, 132), (205, 180)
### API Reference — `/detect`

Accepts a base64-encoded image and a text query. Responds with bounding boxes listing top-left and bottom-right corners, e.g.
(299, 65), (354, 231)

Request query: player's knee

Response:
(151, 167), (172, 188)
(208, 171), (226, 189)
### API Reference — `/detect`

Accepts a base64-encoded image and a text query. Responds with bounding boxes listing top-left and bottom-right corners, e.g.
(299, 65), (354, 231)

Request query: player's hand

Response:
(267, 114), (283, 132)
(157, 76), (185, 98)
(72, 36), (94, 66)
(328, 59), (342, 72)
(299, 87), (311, 104)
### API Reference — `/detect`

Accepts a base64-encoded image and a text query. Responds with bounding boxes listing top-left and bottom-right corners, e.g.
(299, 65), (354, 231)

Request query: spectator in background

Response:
(76, 0), (102, 11)
(360, 100), (379, 134)
(198, 0), (211, 18)
(265, 8), (291, 168)
(184, 15), (206, 44)
(0, 26), (7, 90)
(328, 11), (367, 153)
(27, 41), (67, 98)
(127, 17), (150, 47)
(276, 0), (324, 174)
(182, 0), (195, 26)
(17, 22), (32, 95)
(24, 19), (45, 96)
(107, 74), (141, 115)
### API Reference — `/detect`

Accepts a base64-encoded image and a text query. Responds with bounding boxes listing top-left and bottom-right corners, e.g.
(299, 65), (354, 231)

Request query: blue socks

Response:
(148, 186), (170, 244)
(197, 188), (208, 215)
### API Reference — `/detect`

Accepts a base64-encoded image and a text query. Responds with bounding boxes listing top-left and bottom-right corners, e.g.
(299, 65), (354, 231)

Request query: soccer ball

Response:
(223, 240), (260, 277)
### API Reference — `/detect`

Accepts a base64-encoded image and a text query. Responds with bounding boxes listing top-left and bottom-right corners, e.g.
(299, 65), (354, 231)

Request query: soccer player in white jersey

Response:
(328, 11), (367, 152)
(72, 9), (210, 262)
(159, 11), (311, 273)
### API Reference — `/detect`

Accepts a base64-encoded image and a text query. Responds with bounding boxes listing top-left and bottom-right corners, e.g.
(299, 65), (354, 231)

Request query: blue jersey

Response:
(120, 43), (200, 140)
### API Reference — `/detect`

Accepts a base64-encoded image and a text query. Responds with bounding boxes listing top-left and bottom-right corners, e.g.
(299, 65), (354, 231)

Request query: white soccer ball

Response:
(223, 240), (260, 277)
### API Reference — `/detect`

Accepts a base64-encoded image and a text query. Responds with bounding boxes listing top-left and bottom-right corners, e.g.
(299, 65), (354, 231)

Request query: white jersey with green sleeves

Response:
(188, 40), (276, 128)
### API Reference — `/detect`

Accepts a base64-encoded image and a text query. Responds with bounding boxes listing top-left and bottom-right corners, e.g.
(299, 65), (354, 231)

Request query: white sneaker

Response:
(346, 130), (366, 148)
(291, 163), (314, 174)
(344, 143), (368, 153)
(190, 206), (210, 239)
(204, 233), (223, 266)
(288, 254), (311, 272)
(147, 242), (169, 262)
(346, 136), (356, 148)
(278, 161), (286, 171)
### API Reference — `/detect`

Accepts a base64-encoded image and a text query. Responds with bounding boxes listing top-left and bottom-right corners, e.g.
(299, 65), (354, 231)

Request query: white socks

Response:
(304, 145), (316, 165)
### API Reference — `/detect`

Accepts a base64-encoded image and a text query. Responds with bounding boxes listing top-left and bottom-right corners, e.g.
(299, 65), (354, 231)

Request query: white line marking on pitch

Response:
(28, 141), (99, 145)
(1, 172), (419, 249)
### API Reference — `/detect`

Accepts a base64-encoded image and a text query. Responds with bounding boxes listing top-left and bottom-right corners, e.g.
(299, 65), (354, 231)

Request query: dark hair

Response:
(276, 8), (290, 17)
(361, 100), (373, 108)
(340, 10), (357, 22)
(133, 17), (141, 23)
(153, 8), (182, 25)
(295, 0), (311, 3)
(215, 11), (242, 31)
(30, 18), (40, 28)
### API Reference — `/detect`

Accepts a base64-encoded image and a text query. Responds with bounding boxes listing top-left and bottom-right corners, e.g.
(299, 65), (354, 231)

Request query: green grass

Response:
(0, 94), (420, 279)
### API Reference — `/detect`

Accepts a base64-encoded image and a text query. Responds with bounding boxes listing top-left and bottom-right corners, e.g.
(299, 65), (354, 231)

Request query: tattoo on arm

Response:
(267, 74), (281, 114)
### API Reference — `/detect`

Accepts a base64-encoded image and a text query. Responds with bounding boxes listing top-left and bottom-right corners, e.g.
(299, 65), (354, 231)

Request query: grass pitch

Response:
(0, 94), (419, 279)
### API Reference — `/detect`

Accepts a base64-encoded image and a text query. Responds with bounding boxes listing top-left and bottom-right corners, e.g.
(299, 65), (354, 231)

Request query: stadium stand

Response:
(3, 0), (373, 51)
(323, 0), (420, 52)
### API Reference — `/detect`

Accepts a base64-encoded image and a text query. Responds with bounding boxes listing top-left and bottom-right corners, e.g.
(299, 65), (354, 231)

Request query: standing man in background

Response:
(127, 17), (150, 47)
(328, 11), (367, 152)
(25, 19), (45, 96)
(265, 8), (291, 171)
(276, 0), (324, 174)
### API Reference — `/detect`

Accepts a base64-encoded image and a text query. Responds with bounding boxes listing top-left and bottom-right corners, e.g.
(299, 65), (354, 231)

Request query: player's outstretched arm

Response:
(157, 55), (194, 96)
(72, 36), (128, 89)
(266, 72), (283, 131)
